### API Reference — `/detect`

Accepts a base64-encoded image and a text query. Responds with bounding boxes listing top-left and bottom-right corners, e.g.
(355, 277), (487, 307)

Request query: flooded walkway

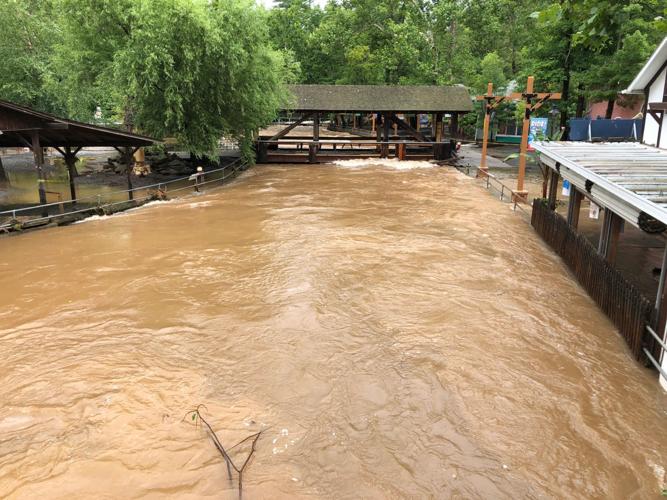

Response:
(0, 162), (665, 498)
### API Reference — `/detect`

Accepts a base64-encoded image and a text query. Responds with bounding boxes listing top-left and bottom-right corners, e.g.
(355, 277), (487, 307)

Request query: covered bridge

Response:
(257, 84), (473, 163)
(0, 99), (157, 205)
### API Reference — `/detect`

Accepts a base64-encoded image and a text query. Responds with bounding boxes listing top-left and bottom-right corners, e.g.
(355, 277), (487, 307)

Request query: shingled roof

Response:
(285, 84), (473, 113)
(0, 99), (157, 148)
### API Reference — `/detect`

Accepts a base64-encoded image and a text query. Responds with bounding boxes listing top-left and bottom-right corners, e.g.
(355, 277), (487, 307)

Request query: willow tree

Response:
(53, 0), (288, 161)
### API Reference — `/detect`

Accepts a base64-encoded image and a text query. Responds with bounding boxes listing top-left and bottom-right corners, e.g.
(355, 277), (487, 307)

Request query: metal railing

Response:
(644, 325), (667, 380)
(455, 164), (531, 217)
(0, 158), (246, 232)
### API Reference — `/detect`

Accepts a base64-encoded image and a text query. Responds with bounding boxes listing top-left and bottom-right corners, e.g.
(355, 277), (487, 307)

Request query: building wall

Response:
(643, 68), (666, 148)
(588, 98), (643, 119)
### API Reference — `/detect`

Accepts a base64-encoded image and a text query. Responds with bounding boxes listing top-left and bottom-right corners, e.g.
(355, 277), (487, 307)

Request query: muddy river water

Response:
(1, 161), (666, 499)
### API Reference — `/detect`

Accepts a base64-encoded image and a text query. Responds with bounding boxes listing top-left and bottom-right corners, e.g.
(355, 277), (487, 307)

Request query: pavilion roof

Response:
(0, 99), (157, 148)
(285, 84), (473, 113)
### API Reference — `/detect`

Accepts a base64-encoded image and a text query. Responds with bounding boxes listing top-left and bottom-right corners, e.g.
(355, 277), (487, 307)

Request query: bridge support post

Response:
(382, 113), (390, 158)
(310, 112), (319, 164)
(547, 169), (559, 210)
(597, 209), (623, 264)
(566, 187), (583, 229)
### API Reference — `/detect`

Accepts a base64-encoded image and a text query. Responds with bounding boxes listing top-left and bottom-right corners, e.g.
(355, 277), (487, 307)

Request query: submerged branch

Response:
(184, 405), (264, 499)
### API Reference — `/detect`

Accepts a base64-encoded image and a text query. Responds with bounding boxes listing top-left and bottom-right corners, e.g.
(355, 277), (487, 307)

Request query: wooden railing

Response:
(531, 198), (658, 362)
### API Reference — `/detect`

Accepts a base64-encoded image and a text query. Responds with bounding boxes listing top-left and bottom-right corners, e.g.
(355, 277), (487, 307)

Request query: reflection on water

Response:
(0, 156), (123, 208)
(0, 163), (666, 498)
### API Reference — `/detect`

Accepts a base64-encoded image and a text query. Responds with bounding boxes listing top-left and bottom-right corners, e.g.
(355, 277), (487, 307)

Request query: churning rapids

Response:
(1, 162), (666, 499)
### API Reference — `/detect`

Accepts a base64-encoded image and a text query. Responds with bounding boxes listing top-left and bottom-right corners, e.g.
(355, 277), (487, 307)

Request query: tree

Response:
(0, 0), (61, 112)
(51, 0), (288, 161)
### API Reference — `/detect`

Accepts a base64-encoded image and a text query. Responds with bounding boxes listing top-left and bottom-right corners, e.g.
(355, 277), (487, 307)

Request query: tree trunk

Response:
(605, 99), (615, 119)
(575, 86), (586, 118)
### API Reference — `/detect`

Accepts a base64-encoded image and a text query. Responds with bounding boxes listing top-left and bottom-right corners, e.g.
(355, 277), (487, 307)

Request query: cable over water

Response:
(0, 162), (665, 498)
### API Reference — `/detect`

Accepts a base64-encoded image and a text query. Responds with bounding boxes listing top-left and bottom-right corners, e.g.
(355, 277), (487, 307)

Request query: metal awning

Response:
(532, 141), (667, 228)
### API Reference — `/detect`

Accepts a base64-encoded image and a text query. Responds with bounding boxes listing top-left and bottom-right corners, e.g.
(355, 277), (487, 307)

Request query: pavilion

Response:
(0, 99), (157, 205)
(257, 84), (473, 163)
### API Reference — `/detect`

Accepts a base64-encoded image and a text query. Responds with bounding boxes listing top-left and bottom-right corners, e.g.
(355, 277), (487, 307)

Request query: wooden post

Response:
(126, 147), (134, 200)
(0, 156), (7, 183)
(451, 113), (459, 138)
(382, 113), (390, 158)
(480, 82), (493, 173)
(598, 209), (612, 256)
(30, 131), (48, 207)
(64, 147), (78, 203)
(375, 113), (382, 152)
(517, 76), (534, 195)
(416, 114), (421, 131)
(435, 112), (443, 143)
(547, 169), (559, 210)
(567, 187), (583, 229)
(607, 212), (623, 265)
(310, 112), (320, 164)
(372, 114), (376, 133)
(352, 113), (357, 130)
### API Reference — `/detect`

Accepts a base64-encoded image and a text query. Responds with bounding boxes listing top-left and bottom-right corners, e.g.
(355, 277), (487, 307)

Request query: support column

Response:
(450, 113), (459, 139)
(64, 147), (78, 203)
(517, 76), (534, 197)
(480, 83), (493, 174)
(30, 131), (48, 206)
(653, 246), (667, 390)
(310, 112), (320, 164)
(435, 113), (443, 143)
(606, 213), (623, 265)
(0, 156), (7, 183)
(597, 209), (622, 262)
(382, 113), (390, 158)
(566, 187), (583, 229)
(547, 169), (559, 210)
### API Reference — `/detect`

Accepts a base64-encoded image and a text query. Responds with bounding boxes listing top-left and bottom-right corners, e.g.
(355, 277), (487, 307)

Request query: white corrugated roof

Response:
(532, 141), (667, 227)
(623, 37), (667, 94)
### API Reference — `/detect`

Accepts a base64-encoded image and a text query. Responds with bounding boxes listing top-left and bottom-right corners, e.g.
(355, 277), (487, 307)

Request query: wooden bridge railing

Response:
(531, 198), (660, 362)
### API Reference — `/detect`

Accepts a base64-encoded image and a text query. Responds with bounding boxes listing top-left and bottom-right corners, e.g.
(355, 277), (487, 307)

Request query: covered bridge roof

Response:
(533, 141), (667, 228)
(285, 84), (473, 113)
(0, 99), (157, 148)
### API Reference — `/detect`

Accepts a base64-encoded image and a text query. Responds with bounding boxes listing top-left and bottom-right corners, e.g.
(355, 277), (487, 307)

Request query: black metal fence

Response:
(531, 198), (659, 362)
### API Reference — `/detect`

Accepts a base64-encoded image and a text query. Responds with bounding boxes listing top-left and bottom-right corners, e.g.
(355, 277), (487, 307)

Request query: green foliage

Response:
(1, 0), (288, 161)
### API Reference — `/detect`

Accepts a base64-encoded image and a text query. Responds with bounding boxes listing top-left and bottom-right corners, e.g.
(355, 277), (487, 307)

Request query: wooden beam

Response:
(268, 113), (313, 141)
(435, 113), (443, 142)
(382, 113), (390, 158)
(451, 113), (459, 139)
(547, 167), (558, 210)
(64, 146), (78, 203)
(480, 82), (493, 172)
(388, 113), (430, 142)
(30, 130), (48, 207)
(567, 187), (583, 229)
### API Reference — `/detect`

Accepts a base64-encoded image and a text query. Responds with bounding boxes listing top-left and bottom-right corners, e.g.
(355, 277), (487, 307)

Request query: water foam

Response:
(332, 158), (436, 170)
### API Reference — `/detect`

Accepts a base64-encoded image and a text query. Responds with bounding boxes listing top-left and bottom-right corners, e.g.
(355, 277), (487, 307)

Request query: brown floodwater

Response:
(1, 161), (666, 499)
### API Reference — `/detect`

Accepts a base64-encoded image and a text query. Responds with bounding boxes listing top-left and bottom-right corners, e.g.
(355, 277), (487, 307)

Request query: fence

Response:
(0, 158), (246, 233)
(531, 198), (660, 362)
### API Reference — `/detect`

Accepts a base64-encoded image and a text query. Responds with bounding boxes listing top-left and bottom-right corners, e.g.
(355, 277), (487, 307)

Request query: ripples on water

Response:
(0, 163), (666, 499)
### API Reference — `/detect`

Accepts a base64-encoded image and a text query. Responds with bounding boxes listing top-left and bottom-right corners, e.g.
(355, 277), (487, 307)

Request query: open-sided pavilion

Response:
(257, 84), (473, 163)
(0, 99), (157, 205)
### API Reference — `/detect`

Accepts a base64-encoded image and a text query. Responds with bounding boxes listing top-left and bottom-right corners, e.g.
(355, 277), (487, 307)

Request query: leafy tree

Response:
(0, 0), (61, 112)
(51, 0), (288, 160)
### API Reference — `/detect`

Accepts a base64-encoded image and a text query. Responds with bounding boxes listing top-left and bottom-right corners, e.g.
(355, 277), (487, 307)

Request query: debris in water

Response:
(185, 405), (264, 500)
